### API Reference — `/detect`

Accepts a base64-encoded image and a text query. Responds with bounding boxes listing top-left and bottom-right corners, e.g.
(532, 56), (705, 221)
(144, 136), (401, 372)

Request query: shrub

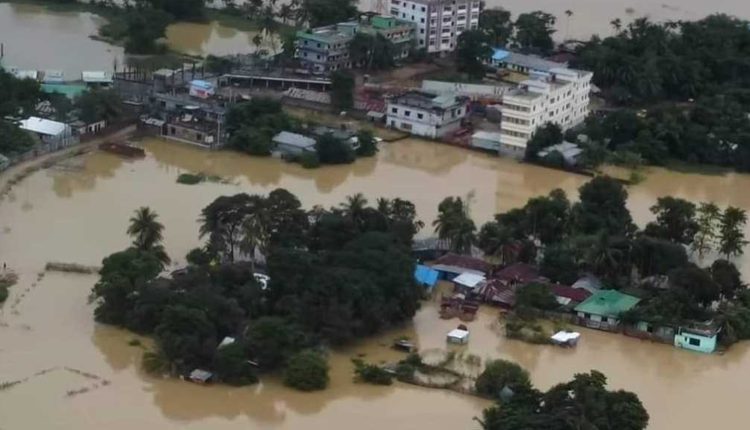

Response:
(177, 173), (205, 185)
(475, 359), (531, 399)
(214, 342), (259, 386)
(352, 359), (393, 385)
(283, 350), (329, 391)
(0, 285), (7, 303)
(299, 152), (321, 169)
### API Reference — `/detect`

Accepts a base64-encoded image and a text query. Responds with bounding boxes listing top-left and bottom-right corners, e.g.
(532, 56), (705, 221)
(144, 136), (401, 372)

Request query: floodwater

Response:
(3, 137), (750, 429)
(0, 3), (268, 78)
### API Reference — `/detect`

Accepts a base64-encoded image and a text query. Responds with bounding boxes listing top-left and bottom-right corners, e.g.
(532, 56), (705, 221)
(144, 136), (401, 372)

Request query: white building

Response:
(386, 90), (467, 139)
(499, 67), (592, 157)
(19, 116), (77, 148)
(388, 0), (480, 54)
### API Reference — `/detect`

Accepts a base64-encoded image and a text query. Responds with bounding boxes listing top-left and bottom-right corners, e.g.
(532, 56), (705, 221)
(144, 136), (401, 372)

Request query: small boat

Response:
(98, 141), (146, 158)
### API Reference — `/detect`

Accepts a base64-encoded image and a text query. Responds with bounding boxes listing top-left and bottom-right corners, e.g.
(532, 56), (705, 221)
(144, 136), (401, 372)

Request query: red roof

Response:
(550, 284), (592, 302)
(476, 280), (516, 306)
(433, 253), (492, 274)
(493, 263), (541, 284)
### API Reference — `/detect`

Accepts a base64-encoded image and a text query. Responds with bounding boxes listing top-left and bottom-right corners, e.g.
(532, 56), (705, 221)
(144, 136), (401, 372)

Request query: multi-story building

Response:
(296, 16), (416, 74)
(386, 90), (467, 138)
(498, 67), (592, 158)
(388, 0), (480, 54)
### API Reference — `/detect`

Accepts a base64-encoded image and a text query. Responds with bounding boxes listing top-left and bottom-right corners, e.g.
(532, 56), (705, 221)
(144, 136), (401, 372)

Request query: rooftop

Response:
(391, 90), (462, 111)
(574, 290), (641, 318)
(19, 116), (68, 136)
(472, 131), (503, 142)
(452, 272), (486, 289)
(432, 253), (492, 275)
(81, 71), (113, 83)
(493, 263), (541, 284)
(272, 131), (316, 149)
(494, 50), (565, 73)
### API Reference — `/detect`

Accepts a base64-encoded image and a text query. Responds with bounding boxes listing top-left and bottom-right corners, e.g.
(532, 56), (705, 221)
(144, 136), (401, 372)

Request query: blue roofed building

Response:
(415, 264), (439, 290)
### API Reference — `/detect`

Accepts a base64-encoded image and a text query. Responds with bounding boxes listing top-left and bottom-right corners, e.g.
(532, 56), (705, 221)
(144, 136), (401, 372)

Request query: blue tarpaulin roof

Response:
(190, 80), (214, 89)
(492, 48), (510, 61)
(415, 265), (439, 289)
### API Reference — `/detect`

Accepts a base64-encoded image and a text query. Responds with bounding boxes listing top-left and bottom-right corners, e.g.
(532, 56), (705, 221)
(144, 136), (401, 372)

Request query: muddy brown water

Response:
(2, 137), (750, 429)
(0, 3), (268, 77)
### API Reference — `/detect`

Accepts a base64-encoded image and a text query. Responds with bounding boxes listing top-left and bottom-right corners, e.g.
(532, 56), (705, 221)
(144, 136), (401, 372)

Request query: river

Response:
(0, 3), (270, 78)
(2, 137), (750, 429)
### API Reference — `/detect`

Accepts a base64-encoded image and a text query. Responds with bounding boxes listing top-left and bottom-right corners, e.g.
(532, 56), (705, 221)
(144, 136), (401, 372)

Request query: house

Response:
(296, 16), (416, 74)
(471, 131), (503, 153)
(386, 91), (468, 139)
(412, 237), (451, 261)
(189, 80), (216, 99)
(446, 326), (470, 344)
(81, 71), (113, 88)
(70, 119), (107, 136)
(674, 321), (720, 354)
(163, 114), (219, 148)
(550, 284), (592, 308)
(19, 116), (76, 148)
(538, 141), (583, 167)
(388, 0), (481, 54)
(431, 253), (492, 280)
(42, 70), (65, 84)
(414, 264), (439, 290)
(492, 263), (543, 287)
(452, 272), (486, 292)
(272, 131), (317, 156)
(574, 290), (641, 331)
(0, 154), (10, 171)
(475, 279), (516, 307)
(188, 369), (213, 384)
(571, 275), (602, 294)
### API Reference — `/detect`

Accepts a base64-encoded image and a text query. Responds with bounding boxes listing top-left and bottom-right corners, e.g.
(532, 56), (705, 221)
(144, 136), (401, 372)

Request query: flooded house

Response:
(272, 131), (317, 156)
(155, 93), (227, 149)
(430, 253), (492, 280)
(19, 116), (77, 149)
(674, 321), (721, 354)
(574, 290), (641, 331)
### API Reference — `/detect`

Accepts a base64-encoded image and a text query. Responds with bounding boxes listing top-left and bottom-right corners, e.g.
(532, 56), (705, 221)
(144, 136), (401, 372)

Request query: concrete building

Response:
(470, 131), (502, 152)
(674, 321), (720, 354)
(386, 90), (467, 138)
(296, 16), (416, 74)
(499, 67), (592, 157)
(19, 116), (76, 148)
(272, 131), (317, 156)
(490, 49), (567, 74)
(388, 0), (481, 54)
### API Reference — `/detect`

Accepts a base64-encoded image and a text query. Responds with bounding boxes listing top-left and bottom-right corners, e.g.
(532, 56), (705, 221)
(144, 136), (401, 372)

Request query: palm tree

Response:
(585, 232), (623, 279)
(240, 212), (269, 273)
(278, 4), (293, 24)
(564, 10), (573, 40)
(127, 207), (164, 251)
(450, 218), (477, 255)
(252, 34), (264, 52)
(341, 193), (368, 221)
(610, 18), (622, 33)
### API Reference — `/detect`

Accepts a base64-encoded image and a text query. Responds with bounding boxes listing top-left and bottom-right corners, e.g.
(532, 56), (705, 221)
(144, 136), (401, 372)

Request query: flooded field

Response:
(3, 138), (750, 429)
(0, 3), (268, 77)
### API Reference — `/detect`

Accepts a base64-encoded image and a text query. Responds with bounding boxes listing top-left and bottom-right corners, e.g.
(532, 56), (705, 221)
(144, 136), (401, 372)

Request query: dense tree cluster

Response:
(226, 98), (294, 156)
(0, 68), (42, 156)
(91, 190), (424, 387)
(479, 370), (649, 430)
(348, 33), (396, 71)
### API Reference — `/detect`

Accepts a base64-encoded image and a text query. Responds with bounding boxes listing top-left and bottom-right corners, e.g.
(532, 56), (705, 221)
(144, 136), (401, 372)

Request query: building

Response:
(272, 131), (317, 156)
(674, 321), (720, 354)
(296, 16), (416, 74)
(538, 141), (584, 166)
(188, 80), (216, 99)
(550, 284), (592, 308)
(471, 130), (503, 152)
(19, 116), (76, 148)
(499, 67), (593, 158)
(386, 90), (467, 138)
(490, 49), (567, 74)
(574, 290), (641, 331)
(431, 253), (492, 280)
(81, 71), (113, 88)
(388, 0), (481, 54)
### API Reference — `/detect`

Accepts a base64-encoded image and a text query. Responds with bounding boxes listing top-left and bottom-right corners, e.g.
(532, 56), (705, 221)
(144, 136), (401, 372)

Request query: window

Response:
(317, 43), (321, 48)
(689, 337), (701, 347)
(417, 113), (424, 119)
(420, 28), (425, 33)
(390, 120), (396, 126)
(400, 122), (412, 130)
(404, 110), (411, 117)
(412, 4), (415, 9)
(419, 40), (424, 45)
(443, 17), (451, 23)
(421, 18), (425, 23)
(196, 133), (203, 141)
(402, 13), (406, 18)
(441, 38), (449, 44)
(391, 107), (398, 113)
(584, 313), (591, 319)
(170, 127), (176, 135)
(421, 6), (425, 11)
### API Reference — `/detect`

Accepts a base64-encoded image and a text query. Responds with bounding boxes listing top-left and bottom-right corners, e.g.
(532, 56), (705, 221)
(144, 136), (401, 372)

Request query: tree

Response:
(522, 188), (570, 245)
(120, 6), (171, 54)
(154, 305), (218, 369)
(515, 282), (558, 312)
(719, 206), (748, 259)
(356, 129), (378, 156)
(513, 11), (556, 53)
(229, 126), (274, 155)
(669, 266), (721, 306)
(245, 317), (309, 370)
(316, 133), (355, 164)
(456, 30), (492, 80)
(349, 33), (396, 70)
(524, 122), (562, 161)
(213, 342), (259, 386)
(572, 176), (635, 237)
(352, 358), (393, 385)
(0, 120), (36, 156)
(711, 259), (744, 299)
(540, 243), (581, 284)
(75, 89), (123, 123)
(479, 8), (514, 47)
(127, 207), (164, 251)
(692, 202), (721, 257)
(300, 0), (357, 27)
(204, 55), (235, 74)
(631, 236), (688, 277)
(199, 194), (259, 262)
(330, 70), (354, 111)
(475, 359), (531, 400)
(644, 197), (698, 245)
(0, 68), (42, 117)
(433, 196), (476, 254)
(283, 350), (329, 391)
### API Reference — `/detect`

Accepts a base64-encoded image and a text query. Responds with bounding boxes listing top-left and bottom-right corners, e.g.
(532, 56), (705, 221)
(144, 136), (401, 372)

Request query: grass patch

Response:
(206, 9), (296, 35)
(177, 172), (206, 185)
(128, 338), (142, 347)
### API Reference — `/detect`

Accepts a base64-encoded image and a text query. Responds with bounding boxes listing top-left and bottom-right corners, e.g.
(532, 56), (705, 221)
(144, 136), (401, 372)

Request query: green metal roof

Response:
(574, 290), (640, 318)
(41, 83), (87, 99)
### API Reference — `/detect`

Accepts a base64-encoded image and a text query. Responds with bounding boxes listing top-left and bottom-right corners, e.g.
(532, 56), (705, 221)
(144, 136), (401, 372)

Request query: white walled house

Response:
(499, 67), (592, 158)
(388, 0), (480, 54)
(386, 91), (467, 139)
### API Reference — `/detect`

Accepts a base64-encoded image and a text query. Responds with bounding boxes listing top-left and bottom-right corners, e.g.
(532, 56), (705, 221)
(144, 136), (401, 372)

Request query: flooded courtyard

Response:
(2, 137), (750, 429)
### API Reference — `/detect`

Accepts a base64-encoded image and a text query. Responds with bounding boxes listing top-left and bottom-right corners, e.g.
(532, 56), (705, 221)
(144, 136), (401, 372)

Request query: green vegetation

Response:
(352, 359), (393, 385)
(301, 0), (358, 27)
(479, 370), (648, 430)
(283, 350), (329, 391)
(475, 359), (531, 399)
(330, 71), (355, 111)
(433, 196), (477, 254)
(456, 30), (492, 80)
(176, 173), (205, 185)
(90, 189), (423, 386)
(226, 98), (293, 156)
(355, 129), (378, 157)
(349, 33), (396, 71)
(315, 133), (354, 164)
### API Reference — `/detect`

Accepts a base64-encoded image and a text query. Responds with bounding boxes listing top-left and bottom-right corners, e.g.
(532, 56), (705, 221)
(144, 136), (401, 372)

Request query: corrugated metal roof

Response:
(574, 290), (641, 318)
(81, 71), (113, 83)
(272, 131), (316, 149)
(472, 131), (503, 142)
(19, 116), (68, 136)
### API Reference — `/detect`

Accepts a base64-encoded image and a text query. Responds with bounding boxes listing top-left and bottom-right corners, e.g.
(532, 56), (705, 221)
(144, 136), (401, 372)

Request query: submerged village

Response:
(4, 0), (750, 429)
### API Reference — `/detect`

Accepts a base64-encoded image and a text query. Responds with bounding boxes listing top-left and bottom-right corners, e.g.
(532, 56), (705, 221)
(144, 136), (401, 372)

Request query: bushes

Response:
(352, 359), (393, 385)
(0, 285), (7, 303)
(177, 173), (205, 185)
(299, 152), (321, 169)
(475, 359), (531, 399)
(214, 343), (259, 386)
(283, 350), (329, 391)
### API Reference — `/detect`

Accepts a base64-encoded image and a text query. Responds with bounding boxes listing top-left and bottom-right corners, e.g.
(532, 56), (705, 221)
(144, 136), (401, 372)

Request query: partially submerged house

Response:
(414, 264), (439, 291)
(492, 263), (543, 288)
(431, 253), (492, 280)
(574, 290), (641, 331)
(452, 272), (486, 292)
(550, 284), (592, 309)
(19, 116), (76, 148)
(674, 321), (720, 354)
(272, 131), (317, 156)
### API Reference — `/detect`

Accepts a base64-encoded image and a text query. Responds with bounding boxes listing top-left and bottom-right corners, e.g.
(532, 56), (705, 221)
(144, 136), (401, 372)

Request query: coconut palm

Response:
(564, 10), (573, 40)
(610, 18), (622, 32)
(128, 207), (164, 251)
(240, 212), (269, 273)
(341, 193), (368, 221)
